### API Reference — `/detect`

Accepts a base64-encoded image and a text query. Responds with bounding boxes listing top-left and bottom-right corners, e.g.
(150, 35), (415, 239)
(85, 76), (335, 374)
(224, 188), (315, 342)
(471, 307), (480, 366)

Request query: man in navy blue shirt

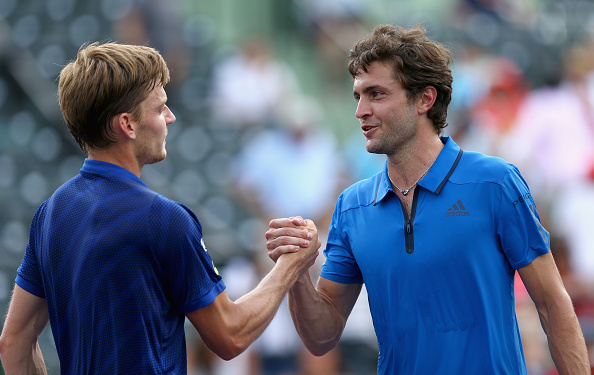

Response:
(0, 42), (320, 374)
(265, 24), (590, 374)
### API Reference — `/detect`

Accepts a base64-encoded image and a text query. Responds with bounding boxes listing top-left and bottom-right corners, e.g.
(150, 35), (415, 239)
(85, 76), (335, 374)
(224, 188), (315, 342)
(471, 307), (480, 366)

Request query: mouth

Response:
(361, 124), (378, 136)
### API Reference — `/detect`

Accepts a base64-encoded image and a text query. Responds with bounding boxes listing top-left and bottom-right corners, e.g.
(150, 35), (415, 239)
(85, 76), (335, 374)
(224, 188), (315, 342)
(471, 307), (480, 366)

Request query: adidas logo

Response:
(444, 200), (471, 217)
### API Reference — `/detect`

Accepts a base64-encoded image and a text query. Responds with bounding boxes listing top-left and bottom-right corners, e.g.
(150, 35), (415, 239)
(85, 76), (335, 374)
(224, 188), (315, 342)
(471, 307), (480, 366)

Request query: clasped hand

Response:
(265, 216), (320, 270)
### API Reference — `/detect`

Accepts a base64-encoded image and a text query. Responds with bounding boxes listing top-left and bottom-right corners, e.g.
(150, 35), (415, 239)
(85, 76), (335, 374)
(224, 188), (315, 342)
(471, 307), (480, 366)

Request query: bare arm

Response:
(187, 220), (320, 360)
(0, 285), (49, 375)
(518, 252), (590, 374)
(265, 217), (362, 356)
(288, 275), (361, 356)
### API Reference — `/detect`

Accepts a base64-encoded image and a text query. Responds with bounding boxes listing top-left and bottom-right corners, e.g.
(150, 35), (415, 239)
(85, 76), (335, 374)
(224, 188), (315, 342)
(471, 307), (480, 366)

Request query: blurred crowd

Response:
(1, 0), (594, 374)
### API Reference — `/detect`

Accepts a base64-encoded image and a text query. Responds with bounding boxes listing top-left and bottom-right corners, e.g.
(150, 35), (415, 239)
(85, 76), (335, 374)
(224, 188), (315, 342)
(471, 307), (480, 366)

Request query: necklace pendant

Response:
(401, 189), (410, 196)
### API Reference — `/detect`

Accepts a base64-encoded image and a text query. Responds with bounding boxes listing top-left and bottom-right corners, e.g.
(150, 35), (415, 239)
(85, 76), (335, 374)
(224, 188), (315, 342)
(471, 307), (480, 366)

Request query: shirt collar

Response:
(81, 159), (148, 188)
(374, 137), (463, 204)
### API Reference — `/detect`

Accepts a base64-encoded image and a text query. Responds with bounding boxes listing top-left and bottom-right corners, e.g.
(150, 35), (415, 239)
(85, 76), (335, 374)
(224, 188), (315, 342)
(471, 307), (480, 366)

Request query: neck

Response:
(88, 145), (142, 177)
(387, 135), (444, 188)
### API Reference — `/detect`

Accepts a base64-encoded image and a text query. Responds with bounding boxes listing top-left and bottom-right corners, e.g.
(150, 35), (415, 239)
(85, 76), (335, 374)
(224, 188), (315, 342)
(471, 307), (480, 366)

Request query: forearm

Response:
(0, 285), (49, 375)
(196, 253), (312, 360)
(538, 293), (590, 374)
(288, 274), (345, 356)
(0, 337), (47, 375)
(231, 257), (304, 346)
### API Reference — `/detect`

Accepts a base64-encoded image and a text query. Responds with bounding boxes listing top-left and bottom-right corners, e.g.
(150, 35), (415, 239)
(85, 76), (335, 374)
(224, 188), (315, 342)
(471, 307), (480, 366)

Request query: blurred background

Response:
(1, 0), (594, 374)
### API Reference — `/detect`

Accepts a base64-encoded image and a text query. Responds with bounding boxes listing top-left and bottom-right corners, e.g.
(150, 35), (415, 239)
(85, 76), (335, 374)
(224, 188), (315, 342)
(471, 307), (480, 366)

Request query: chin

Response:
(146, 152), (167, 165)
(366, 143), (383, 155)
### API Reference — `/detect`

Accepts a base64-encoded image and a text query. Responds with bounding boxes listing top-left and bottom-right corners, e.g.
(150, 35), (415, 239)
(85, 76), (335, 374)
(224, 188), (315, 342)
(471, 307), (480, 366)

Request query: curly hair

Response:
(348, 24), (453, 133)
(58, 42), (170, 154)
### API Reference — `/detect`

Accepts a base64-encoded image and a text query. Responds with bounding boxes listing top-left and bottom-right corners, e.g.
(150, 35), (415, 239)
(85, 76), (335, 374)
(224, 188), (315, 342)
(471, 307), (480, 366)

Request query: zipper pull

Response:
(406, 221), (411, 234)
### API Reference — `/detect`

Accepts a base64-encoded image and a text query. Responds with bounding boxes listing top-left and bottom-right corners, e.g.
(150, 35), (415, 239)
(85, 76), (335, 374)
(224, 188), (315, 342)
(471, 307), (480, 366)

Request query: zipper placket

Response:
(400, 188), (420, 254)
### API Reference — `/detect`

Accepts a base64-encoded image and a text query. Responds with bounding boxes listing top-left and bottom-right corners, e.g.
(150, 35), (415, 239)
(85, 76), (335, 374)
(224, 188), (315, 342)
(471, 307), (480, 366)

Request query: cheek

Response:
(147, 120), (166, 136)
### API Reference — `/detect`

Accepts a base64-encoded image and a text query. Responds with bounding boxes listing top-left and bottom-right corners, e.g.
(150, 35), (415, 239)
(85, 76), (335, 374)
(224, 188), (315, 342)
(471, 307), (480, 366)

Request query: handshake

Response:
(265, 216), (321, 276)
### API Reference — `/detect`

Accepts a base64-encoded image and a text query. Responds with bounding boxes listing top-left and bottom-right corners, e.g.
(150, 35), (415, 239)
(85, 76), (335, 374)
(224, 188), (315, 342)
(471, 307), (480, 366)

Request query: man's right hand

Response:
(265, 217), (319, 264)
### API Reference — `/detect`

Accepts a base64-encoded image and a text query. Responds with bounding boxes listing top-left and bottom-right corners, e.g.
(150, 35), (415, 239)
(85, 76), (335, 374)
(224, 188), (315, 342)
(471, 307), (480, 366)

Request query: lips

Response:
(361, 124), (378, 136)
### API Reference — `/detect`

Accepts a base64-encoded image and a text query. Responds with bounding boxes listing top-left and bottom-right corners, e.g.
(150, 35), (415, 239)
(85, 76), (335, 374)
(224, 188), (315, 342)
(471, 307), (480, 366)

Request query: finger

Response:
(266, 234), (311, 251)
(268, 245), (301, 262)
(303, 219), (317, 232)
(289, 216), (305, 226)
(269, 217), (306, 229)
(265, 226), (312, 241)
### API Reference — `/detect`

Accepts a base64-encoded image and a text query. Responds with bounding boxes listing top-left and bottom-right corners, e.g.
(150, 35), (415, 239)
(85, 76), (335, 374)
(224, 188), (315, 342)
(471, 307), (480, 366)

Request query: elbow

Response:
(302, 336), (340, 357)
(0, 336), (5, 361)
(217, 346), (244, 361)
(308, 346), (333, 357)
(0, 332), (9, 355)
(0, 333), (13, 364)
(206, 337), (249, 361)
(534, 290), (575, 329)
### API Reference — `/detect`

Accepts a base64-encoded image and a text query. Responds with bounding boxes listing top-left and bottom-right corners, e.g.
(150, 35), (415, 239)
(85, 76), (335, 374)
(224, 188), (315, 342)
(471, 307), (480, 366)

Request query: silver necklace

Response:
(388, 161), (435, 196)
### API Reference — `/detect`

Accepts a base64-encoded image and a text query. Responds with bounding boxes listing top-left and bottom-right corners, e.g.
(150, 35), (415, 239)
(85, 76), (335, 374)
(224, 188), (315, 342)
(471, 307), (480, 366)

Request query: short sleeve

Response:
(16, 204), (47, 298)
(320, 195), (363, 284)
(497, 165), (550, 269)
(149, 197), (225, 314)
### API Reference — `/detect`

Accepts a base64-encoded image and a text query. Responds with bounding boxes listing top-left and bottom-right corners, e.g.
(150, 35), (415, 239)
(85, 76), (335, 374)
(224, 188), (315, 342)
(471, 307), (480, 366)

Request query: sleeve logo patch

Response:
(513, 193), (532, 208)
(201, 238), (219, 275)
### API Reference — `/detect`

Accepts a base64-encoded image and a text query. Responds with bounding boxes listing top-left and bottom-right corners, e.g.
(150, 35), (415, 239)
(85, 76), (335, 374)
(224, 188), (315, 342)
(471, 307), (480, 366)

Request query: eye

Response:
(371, 91), (384, 98)
(353, 95), (360, 102)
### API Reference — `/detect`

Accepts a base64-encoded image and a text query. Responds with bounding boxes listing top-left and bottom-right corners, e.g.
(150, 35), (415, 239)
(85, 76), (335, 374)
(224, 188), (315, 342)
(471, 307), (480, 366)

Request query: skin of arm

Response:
(518, 252), (590, 374)
(265, 217), (362, 356)
(288, 275), (361, 356)
(0, 285), (49, 375)
(187, 219), (320, 360)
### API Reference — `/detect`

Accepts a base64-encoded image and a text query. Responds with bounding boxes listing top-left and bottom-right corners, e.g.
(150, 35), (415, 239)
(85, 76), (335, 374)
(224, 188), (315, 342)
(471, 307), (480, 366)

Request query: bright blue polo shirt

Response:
(321, 137), (550, 374)
(16, 159), (225, 374)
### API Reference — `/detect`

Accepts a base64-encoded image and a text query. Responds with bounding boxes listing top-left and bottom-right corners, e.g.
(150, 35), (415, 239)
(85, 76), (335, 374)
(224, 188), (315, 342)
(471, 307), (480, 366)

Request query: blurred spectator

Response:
(501, 39), (594, 373)
(342, 129), (385, 182)
(7, 1), (594, 374)
(295, 0), (367, 87)
(113, 0), (192, 89)
(447, 42), (492, 139)
(455, 56), (529, 157)
(296, 347), (346, 375)
(190, 256), (261, 375)
(502, 40), (594, 260)
(209, 35), (299, 129)
(231, 94), (347, 229)
(336, 285), (378, 375)
(229, 94), (348, 374)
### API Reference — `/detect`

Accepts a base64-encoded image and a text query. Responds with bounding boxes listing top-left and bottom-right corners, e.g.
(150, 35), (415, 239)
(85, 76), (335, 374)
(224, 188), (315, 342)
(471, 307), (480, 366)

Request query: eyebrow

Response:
(353, 85), (386, 97)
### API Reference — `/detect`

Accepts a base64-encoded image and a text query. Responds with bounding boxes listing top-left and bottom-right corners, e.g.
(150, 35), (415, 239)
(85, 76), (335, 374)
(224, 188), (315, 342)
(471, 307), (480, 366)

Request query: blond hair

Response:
(58, 42), (170, 154)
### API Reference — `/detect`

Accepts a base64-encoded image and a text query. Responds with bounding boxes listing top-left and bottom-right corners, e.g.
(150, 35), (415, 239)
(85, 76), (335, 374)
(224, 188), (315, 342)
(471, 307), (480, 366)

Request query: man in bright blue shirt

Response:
(323, 136), (549, 373)
(0, 42), (320, 374)
(265, 24), (590, 374)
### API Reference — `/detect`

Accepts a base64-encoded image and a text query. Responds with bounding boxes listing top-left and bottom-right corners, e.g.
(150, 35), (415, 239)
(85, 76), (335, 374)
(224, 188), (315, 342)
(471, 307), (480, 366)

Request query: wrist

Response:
(274, 254), (302, 282)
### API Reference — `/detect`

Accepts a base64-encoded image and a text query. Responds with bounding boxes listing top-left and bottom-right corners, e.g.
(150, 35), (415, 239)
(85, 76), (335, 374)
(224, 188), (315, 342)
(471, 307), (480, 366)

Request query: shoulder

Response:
(336, 171), (384, 213)
(150, 195), (202, 232)
(454, 150), (518, 184)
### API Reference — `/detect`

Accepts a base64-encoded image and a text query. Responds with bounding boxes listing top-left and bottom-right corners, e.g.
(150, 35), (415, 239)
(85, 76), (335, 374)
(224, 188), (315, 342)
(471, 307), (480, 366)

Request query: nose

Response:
(166, 106), (176, 125)
(355, 98), (371, 119)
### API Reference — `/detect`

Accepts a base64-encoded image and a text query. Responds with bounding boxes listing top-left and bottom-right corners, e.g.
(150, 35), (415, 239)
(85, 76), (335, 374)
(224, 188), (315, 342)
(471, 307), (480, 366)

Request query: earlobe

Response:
(418, 86), (437, 114)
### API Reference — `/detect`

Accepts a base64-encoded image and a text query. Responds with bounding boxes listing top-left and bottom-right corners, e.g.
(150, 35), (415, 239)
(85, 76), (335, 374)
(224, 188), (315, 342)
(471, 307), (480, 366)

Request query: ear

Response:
(417, 86), (437, 115)
(113, 112), (137, 140)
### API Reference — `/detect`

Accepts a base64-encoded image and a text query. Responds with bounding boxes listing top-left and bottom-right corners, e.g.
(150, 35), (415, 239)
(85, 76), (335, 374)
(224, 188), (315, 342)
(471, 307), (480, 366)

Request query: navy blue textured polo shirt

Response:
(16, 159), (225, 374)
(321, 137), (550, 374)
